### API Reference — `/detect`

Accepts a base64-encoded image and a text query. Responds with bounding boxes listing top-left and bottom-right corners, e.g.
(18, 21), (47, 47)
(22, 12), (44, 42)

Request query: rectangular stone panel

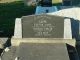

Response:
(17, 43), (70, 60)
(22, 15), (64, 38)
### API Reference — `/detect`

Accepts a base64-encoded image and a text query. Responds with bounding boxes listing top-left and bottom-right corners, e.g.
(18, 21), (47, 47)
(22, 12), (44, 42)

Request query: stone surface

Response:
(17, 43), (70, 60)
(1, 46), (17, 60)
(1, 43), (70, 60)
(11, 38), (76, 47)
(22, 15), (64, 38)
(64, 18), (72, 39)
(13, 18), (22, 38)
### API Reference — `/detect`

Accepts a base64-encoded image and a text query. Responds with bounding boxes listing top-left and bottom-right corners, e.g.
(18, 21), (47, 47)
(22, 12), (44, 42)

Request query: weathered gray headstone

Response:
(22, 15), (64, 38)
(17, 43), (70, 60)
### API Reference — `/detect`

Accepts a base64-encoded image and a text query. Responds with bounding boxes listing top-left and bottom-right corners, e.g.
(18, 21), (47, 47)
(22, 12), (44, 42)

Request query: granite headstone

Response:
(22, 15), (64, 38)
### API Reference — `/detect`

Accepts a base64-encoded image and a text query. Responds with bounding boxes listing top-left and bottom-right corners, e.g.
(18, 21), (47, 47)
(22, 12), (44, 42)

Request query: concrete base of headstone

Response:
(11, 38), (76, 47)
(17, 43), (70, 60)
(64, 18), (72, 39)
(1, 43), (70, 60)
(13, 18), (22, 38)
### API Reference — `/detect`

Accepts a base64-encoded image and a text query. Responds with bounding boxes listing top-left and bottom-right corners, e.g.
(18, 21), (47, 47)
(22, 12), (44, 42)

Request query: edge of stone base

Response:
(11, 38), (76, 47)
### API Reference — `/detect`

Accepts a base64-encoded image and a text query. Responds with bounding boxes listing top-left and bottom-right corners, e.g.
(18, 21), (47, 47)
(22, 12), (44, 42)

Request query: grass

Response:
(0, 1), (36, 37)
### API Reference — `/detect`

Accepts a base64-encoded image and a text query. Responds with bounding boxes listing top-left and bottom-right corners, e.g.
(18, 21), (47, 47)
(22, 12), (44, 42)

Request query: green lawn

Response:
(0, 1), (36, 37)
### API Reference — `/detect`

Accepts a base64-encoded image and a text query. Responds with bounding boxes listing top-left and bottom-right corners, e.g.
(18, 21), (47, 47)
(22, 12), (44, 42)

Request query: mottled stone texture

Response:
(17, 43), (70, 60)
(22, 15), (64, 38)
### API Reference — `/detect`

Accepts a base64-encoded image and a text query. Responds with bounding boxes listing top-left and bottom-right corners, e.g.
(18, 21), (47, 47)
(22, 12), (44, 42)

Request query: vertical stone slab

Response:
(22, 15), (64, 38)
(64, 18), (72, 39)
(13, 18), (22, 38)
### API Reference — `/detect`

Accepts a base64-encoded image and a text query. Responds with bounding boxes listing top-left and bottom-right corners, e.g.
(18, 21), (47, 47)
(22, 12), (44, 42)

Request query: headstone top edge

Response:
(21, 14), (65, 19)
(21, 14), (64, 38)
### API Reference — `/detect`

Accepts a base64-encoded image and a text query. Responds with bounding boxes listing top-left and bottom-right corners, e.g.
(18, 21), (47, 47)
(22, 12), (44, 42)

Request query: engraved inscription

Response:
(22, 15), (64, 38)
(33, 19), (55, 37)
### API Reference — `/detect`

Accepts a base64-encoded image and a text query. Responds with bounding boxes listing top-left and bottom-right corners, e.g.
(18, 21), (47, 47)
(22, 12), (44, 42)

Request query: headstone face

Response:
(22, 15), (64, 38)
(17, 43), (70, 60)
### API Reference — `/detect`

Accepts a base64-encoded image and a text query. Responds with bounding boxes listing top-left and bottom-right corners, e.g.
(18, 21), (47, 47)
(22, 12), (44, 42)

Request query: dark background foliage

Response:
(0, 1), (36, 37)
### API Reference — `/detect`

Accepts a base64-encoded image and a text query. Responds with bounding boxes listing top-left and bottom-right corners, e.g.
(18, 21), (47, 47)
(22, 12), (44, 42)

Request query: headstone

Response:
(22, 15), (64, 38)
(17, 43), (70, 60)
